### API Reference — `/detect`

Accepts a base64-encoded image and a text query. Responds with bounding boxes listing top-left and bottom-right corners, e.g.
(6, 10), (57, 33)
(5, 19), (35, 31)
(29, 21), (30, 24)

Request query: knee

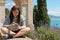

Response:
(0, 28), (5, 34)
(1, 27), (8, 34)
(1, 27), (6, 31)
(1, 27), (5, 32)
(25, 27), (31, 32)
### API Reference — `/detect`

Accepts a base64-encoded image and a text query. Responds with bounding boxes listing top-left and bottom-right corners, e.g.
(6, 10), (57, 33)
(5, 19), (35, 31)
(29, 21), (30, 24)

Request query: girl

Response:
(1, 6), (31, 38)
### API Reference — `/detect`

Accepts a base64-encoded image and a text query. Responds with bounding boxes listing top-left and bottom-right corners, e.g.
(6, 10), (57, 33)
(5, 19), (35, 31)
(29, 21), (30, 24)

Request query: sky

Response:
(5, 0), (60, 16)
(47, 0), (60, 16)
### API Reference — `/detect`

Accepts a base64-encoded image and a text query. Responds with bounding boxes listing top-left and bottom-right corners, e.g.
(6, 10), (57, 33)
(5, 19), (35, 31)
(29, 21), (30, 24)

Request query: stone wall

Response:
(27, 0), (33, 25)
(14, 0), (33, 26)
(0, 0), (33, 27)
(0, 6), (5, 23)
(0, 0), (5, 28)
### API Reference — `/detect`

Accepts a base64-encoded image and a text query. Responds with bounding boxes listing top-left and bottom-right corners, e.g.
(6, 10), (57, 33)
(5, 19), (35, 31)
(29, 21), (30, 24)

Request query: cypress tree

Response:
(37, 0), (50, 27)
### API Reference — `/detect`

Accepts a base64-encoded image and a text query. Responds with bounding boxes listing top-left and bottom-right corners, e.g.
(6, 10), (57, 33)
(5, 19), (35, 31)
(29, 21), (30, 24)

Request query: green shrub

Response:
(36, 27), (60, 40)
(26, 27), (60, 40)
(26, 31), (35, 39)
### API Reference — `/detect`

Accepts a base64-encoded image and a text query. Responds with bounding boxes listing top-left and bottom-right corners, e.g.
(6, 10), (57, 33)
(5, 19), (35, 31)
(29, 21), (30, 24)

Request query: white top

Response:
(3, 15), (26, 30)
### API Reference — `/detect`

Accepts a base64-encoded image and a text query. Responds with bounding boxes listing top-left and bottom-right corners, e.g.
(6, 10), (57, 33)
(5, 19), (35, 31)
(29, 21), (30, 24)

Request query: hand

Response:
(8, 24), (18, 29)
(17, 25), (22, 29)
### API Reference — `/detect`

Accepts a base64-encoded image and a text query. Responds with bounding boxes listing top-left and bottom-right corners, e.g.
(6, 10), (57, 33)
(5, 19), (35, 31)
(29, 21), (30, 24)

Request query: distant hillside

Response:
(49, 15), (60, 19)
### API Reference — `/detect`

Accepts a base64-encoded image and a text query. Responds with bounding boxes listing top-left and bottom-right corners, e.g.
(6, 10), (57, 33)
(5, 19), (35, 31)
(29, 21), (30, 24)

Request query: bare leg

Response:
(13, 27), (30, 38)
(1, 27), (16, 35)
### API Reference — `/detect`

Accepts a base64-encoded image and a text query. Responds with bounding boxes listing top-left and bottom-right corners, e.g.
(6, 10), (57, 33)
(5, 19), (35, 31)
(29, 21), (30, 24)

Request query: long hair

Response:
(9, 6), (21, 24)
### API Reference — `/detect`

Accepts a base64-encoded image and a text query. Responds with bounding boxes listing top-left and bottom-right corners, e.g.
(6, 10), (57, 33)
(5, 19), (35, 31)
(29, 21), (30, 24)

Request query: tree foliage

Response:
(37, 0), (50, 25)
(5, 8), (9, 17)
(33, 0), (50, 27)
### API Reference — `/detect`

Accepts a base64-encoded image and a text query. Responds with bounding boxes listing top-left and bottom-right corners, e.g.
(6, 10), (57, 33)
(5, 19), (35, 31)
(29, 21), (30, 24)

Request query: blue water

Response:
(50, 19), (60, 28)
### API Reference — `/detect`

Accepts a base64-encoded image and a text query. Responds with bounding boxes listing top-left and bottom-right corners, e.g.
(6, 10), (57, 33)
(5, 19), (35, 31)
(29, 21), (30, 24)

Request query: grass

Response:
(26, 27), (60, 40)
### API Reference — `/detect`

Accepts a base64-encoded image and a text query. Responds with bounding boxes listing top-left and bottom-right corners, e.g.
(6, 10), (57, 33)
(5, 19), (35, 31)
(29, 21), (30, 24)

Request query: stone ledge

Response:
(7, 37), (32, 40)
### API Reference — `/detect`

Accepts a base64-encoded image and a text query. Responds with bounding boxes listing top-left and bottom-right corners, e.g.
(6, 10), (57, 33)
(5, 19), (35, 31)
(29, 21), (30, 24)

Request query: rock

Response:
(0, 34), (32, 40)
(0, 33), (6, 40)
(7, 37), (32, 40)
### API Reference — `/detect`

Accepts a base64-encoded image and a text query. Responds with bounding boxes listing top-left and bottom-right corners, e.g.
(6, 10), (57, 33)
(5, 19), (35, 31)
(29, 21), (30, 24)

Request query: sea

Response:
(50, 19), (60, 28)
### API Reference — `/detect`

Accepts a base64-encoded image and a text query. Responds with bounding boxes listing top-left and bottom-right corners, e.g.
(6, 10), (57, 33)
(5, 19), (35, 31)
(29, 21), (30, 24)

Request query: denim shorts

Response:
(11, 29), (21, 33)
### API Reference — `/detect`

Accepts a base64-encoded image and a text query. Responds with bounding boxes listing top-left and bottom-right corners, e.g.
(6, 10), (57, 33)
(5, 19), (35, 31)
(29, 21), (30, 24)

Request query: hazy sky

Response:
(5, 0), (60, 16)
(47, 0), (60, 16)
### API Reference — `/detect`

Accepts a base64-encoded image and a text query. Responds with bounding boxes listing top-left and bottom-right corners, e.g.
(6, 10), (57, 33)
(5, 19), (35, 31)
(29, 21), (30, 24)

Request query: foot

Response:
(9, 31), (16, 35)
(6, 34), (13, 39)
(13, 35), (25, 38)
